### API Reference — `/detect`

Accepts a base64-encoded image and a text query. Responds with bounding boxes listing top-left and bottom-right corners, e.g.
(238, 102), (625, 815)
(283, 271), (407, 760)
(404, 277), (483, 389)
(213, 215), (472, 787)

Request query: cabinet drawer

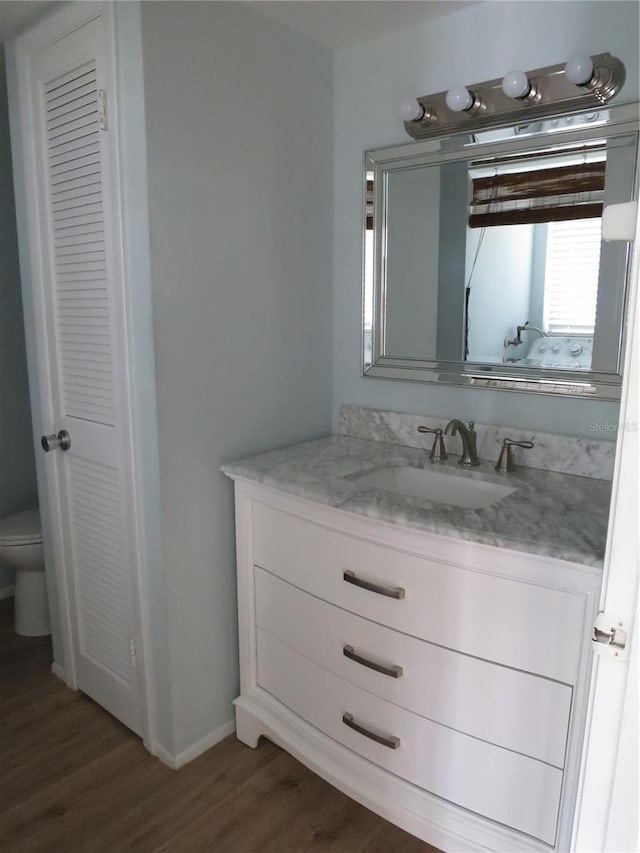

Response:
(257, 629), (562, 845)
(256, 567), (572, 768)
(251, 500), (585, 683)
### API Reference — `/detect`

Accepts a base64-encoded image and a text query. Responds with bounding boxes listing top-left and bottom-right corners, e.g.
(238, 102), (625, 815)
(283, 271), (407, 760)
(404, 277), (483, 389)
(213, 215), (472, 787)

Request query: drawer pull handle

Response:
(342, 712), (400, 750)
(343, 645), (403, 679)
(343, 570), (405, 600)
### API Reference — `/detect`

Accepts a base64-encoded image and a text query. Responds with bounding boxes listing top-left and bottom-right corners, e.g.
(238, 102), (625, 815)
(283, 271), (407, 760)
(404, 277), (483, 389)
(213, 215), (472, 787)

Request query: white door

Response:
(15, 6), (146, 736)
(572, 201), (640, 848)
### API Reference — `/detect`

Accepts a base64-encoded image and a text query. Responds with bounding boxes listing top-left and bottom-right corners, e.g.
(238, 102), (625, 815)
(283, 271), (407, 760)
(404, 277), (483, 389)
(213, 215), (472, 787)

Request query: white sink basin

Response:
(352, 465), (515, 509)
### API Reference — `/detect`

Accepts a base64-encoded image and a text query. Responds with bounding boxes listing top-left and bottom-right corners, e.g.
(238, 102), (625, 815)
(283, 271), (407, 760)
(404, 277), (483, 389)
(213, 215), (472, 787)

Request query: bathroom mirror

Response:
(363, 102), (639, 398)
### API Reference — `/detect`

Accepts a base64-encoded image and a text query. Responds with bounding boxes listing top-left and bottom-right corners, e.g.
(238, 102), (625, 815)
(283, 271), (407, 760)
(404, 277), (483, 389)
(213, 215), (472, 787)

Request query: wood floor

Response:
(0, 599), (438, 852)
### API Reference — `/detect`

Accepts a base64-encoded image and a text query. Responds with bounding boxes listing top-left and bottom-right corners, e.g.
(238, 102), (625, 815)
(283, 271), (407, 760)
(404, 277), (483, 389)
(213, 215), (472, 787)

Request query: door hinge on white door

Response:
(97, 89), (107, 130)
(592, 612), (629, 661)
(129, 638), (137, 667)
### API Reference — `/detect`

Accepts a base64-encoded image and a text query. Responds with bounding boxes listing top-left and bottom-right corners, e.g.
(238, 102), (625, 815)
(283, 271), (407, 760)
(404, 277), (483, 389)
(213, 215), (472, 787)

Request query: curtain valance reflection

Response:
(469, 160), (606, 228)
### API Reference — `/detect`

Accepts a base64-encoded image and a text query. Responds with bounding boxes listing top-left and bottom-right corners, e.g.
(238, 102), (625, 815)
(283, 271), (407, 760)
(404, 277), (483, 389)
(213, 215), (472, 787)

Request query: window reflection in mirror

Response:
(463, 217), (601, 369)
(364, 121), (637, 382)
(463, 146), (605, 369)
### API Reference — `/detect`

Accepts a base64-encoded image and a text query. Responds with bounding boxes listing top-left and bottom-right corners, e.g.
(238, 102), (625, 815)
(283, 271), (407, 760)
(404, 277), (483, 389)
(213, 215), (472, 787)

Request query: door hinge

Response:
(592, 612), (629, 661)
(97, 89), (107, 130)
(129, 638), (137, 667)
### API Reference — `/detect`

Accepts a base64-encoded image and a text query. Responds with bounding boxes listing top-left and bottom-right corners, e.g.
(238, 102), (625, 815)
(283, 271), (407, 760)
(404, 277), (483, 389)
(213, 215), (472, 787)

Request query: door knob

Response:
(41, 430), (71, 452)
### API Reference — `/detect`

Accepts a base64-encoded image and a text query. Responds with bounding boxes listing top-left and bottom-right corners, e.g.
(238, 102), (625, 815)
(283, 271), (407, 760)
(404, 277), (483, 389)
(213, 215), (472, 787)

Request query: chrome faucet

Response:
(444, 419), (481, 467)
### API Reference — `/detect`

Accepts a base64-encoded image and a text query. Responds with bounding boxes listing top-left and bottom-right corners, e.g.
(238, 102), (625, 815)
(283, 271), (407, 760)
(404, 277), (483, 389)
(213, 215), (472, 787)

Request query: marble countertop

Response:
(222, 436), (612, 568)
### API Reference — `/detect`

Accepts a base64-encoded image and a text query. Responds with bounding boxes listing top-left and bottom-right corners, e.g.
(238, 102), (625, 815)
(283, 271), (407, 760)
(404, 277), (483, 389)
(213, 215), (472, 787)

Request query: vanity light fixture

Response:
(403, 52), (626, 140)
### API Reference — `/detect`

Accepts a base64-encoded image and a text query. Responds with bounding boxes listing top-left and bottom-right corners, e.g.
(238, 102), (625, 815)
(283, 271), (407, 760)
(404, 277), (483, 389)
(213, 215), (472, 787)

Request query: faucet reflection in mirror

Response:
(504, 322), (548, 350)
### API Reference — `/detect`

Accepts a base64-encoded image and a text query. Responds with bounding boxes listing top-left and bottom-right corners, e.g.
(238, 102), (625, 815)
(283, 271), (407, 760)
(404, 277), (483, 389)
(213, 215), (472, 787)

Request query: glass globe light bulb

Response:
(502, 70), (531, 99)
(565, 55), (594, 86)
(445, 86), (473, 112)
(399, 100), (424, 122)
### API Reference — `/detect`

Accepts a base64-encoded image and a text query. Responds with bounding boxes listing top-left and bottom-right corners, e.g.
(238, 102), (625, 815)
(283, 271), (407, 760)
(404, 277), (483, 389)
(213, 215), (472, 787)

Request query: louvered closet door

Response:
(26, 14), (143, 734)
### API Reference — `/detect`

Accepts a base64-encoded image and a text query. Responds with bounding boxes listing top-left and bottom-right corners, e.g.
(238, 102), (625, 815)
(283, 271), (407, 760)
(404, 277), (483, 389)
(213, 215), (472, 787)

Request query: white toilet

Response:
(0, 509), (50, 637)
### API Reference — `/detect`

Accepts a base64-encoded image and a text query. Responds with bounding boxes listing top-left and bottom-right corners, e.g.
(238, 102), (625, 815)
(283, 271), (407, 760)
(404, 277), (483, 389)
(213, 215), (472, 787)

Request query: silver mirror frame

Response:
(362, 101), (639, 400)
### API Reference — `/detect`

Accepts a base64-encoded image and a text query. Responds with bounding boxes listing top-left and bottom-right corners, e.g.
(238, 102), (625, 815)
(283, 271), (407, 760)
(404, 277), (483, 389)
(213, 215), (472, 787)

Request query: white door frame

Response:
(572, 200), (640, 846)
(6, 1), (164, 753)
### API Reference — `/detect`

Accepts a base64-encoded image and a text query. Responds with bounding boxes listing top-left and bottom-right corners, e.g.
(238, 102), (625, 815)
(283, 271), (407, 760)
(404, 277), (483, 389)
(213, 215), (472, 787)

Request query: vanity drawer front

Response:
(257, 628), (563, 846)
(251, 501), (585, 683)
(255, 567), (572, 768)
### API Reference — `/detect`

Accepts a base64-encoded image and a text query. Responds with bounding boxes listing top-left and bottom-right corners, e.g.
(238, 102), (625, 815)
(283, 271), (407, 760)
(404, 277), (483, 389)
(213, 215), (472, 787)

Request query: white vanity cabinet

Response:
(231, 480), (601, 852)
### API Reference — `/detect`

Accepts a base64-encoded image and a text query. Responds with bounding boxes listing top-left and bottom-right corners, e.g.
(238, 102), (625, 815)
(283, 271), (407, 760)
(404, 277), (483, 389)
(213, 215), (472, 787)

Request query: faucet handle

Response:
(417, 425), (448, 462)
(495, 438), (534, 473)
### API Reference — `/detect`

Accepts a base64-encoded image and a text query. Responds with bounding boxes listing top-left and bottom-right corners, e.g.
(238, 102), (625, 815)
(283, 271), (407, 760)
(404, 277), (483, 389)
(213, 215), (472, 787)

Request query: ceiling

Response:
(243, 0), (479, 50)
(0, 1), (478, 50)
(0, 1), (55, 42)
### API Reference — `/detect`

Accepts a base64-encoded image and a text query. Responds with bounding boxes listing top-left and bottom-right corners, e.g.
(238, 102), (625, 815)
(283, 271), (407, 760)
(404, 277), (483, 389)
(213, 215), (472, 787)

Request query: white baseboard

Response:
(0, 585), (15, 601)
(152, 719), (236, 770)
(51, 662), (66, 682)
(151, 742), (178, 769)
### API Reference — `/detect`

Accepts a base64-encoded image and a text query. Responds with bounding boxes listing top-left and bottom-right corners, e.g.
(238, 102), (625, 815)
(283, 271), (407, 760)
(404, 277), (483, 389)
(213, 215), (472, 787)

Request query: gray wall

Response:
(141, 1), (333, 753)
(385, 167), (440, 357)
(0, 45), (37, 593)
(436, 161), (467, 361)
(333, 0), (639, 438)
